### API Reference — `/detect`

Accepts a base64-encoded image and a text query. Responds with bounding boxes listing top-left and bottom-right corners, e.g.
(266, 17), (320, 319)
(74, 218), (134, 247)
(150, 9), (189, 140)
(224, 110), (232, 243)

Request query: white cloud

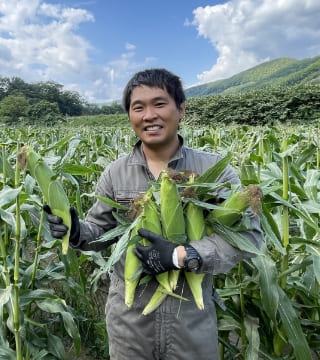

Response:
(0, 1), (157, 102)
(0, 0), (94, 81)
(191, 0), (320, 84)
(125, 42), (136, 51)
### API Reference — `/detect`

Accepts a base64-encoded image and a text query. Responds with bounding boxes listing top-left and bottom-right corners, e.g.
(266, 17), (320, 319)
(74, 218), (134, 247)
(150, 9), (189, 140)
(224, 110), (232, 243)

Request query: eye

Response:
(155, 102), (166, 107)
(132, 105), (143, 112)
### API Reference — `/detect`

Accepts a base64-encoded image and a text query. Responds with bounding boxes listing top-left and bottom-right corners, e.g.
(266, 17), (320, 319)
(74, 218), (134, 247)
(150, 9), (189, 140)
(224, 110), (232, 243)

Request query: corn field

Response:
(0, 123), (320, 359)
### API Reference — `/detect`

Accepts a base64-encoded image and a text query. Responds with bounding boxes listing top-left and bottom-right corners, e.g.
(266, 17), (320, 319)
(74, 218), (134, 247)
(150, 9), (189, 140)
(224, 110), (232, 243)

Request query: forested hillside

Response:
(185, 55), (320, 97)
(1, 55), (320, 126)
(184, 83), (320, 126)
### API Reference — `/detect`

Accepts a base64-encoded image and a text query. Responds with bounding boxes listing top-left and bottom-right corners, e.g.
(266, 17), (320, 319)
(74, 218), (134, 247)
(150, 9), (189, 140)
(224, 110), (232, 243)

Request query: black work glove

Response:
(133, 228), (179, 275)
(43, 205), (80, 245)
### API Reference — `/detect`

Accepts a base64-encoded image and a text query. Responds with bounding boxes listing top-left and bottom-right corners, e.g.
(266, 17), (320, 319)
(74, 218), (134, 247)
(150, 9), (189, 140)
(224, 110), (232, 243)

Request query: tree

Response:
(0, 95), (29, 125)
(28, 100), (63, 125)
(0, 77), (10, 101)
(101, 101), (124, 115)
(59, 90), (84, 116)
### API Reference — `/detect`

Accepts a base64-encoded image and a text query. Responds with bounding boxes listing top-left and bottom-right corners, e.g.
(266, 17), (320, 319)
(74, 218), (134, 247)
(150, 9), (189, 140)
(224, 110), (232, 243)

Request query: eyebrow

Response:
(130, 96), (169, 108)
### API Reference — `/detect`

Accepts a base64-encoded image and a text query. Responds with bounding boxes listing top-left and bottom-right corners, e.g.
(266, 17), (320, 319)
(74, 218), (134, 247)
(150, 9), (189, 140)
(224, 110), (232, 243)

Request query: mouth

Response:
(144, 125), (162, 131)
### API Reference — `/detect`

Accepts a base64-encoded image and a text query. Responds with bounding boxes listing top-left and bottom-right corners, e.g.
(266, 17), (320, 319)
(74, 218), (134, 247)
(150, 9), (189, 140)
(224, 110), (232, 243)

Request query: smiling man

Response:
(45, 68), (263, 360)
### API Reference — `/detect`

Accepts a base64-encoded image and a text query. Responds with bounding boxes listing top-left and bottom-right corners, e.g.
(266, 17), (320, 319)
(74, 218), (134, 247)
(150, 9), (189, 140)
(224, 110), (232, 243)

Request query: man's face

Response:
(129, 85), (185, 150)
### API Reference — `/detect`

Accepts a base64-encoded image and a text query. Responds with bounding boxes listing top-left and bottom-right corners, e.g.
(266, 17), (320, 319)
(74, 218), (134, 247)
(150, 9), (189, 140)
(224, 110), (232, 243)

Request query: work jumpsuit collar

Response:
(127, 135), (185, 173)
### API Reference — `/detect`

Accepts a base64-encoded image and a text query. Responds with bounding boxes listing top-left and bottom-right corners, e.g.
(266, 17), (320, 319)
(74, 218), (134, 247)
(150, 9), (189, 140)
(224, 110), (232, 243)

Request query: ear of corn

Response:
(160, 171), (186, 291)
(124, 218), (143, 308)
(21, 150), (54, 201)
(142, 284), (168, 315)
(48, 180), (71, 254)
(18, 146), (71, 254)
(142, 284), (188, 315)
(207, 184), (262, 227)
(185, 201), (206, 310)
(160, 171), (185, 241)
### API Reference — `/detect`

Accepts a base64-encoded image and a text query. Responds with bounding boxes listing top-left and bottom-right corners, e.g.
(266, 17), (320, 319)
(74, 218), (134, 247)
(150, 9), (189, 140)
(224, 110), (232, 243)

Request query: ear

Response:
(178, 102), (186, 118)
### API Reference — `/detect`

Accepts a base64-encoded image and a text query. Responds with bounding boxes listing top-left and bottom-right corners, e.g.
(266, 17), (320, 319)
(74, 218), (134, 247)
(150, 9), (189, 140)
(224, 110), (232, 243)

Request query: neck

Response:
(142, 136), (180, 163)
(142, 136), (180, 179)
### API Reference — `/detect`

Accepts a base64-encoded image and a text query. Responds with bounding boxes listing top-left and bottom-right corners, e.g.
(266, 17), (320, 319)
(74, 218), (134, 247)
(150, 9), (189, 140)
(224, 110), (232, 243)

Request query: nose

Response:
(142, 106), (157, 121)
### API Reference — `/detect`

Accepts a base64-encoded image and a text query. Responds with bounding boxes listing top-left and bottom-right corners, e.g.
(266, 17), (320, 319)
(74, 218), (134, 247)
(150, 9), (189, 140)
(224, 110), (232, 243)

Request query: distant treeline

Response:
(0, 76), (124, 125)
(1, 76), (319, 127)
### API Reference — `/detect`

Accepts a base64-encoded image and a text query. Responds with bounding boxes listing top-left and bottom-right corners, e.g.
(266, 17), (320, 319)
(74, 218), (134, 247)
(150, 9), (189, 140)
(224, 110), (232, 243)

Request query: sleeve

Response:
(72, 166), (118, 251)
(190, 163), (264, 275)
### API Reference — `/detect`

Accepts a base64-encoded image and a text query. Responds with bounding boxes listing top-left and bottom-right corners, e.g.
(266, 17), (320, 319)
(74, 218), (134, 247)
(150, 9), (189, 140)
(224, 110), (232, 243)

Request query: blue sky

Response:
(1, 0), (320, 103)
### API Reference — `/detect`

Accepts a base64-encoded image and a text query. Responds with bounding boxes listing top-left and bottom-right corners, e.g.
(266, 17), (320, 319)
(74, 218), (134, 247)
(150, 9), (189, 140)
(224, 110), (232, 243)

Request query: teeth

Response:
(146, 126), (161, 131)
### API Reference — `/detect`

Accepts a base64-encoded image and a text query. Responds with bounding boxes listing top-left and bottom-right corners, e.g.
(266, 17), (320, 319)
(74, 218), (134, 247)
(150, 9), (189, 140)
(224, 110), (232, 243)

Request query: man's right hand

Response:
(43, 205), (80, 245)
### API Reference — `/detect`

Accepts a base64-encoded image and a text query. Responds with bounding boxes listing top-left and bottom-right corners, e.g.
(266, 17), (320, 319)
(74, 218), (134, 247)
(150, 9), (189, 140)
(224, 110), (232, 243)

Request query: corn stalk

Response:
(13, 145), (22, 360)
(280, 136), (289, 290)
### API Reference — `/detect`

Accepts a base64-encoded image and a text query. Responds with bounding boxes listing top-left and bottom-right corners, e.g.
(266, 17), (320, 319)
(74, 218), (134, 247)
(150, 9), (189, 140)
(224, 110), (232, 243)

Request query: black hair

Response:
(122, 68), (186, 113)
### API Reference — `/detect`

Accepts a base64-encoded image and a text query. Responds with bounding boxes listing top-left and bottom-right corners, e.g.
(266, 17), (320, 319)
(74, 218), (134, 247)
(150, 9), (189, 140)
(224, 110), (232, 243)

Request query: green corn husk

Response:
(142, 284), (168, 315)
(142, 171), (187, 313)
(124, 217), (144, 308)
(125, 188), (172, 308)
(160, 171), (185, 241)
(207, 184), (262, 227)
(142, 284), (188, 315)
(18, 146), (71, 254)
(160, 171), (186, 291)
(185, 201), (206, 310)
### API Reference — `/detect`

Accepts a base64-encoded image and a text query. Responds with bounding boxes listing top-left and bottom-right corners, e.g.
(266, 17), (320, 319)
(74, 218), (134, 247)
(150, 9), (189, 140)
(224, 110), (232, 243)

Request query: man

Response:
(45, 68), (263, 359)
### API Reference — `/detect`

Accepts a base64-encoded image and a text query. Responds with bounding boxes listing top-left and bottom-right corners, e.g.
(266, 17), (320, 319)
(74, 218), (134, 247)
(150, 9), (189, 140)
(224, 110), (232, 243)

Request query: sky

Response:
(0, 0), (320, 104)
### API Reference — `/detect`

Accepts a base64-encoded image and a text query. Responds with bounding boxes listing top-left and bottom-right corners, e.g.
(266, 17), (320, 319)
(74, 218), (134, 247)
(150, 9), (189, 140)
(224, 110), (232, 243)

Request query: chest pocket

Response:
(115, 190), (147, 220)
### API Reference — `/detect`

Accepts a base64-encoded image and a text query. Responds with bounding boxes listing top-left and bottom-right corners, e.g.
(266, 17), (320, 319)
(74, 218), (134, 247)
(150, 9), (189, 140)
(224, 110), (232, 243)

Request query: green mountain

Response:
(185, 55), (320, 98)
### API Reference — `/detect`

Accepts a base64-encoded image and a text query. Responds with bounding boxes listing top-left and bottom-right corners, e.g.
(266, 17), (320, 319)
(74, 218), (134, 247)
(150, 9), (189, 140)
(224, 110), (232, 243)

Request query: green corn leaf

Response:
(0, 285), (12, 309)
(43, 133), (74, 153)
(252, 253), (279, 324)
(277, 286), (313, 360)
(195, 152), (232, 185)
(304, 169), (320, 201)
(37, 298), (81, 356)
(105, 216), (140, 271)
(92, 224), (129, 244)
(61, 163), (95, 175)
(0, 153), (15, 183)
(0, 346), (16, 360)
(19, 289), (56, 307)
(295, 143), (317, 168)
(95, 195), (129, 211)
(259, 205), (285, 254)
(306, 244), (320, 285)
(270, 191), (320, 233)
(218, 317), (241, 331)
(47, 334), (67, 360)
(244, 316), (260, 360)
(60, 311), (81, 356)
(213, 222), (262, 255)
(0, 186), (21, 208)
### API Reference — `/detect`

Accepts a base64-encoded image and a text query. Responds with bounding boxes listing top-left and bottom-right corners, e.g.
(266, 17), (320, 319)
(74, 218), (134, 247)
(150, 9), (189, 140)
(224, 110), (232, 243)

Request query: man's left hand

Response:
(133, 228), (179, 275)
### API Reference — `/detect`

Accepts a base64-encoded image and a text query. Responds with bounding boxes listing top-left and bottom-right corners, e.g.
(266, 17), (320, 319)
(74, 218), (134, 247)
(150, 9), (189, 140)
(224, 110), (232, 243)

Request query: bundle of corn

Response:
(125, 154), (263, 313)
(18, 146), (71, 255)
(141, 171), (188, 315)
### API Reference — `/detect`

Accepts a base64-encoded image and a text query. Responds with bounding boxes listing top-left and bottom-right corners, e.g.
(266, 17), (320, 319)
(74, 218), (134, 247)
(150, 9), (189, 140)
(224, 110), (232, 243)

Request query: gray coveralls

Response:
(74, 138), (263, 360)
